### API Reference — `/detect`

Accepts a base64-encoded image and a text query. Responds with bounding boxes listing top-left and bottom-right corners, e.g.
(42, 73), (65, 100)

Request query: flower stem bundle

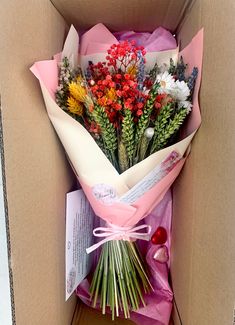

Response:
(90, 241), (152, 320)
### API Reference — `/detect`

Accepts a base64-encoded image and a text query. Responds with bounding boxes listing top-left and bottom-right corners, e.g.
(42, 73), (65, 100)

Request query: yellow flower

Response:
(69, 82), (87, 102)
(106, 88), (117, 101)
(127, 65), (137, 77)
(76, 75), (83, 83)
(67, 96), (83, 116)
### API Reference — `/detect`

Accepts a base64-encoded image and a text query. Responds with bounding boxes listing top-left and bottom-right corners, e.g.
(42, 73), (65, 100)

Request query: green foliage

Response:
(150, 104), (174, 154)
(139, 135), (150, 161)
(135, 83), (159, 145)
(151, 107), (187, 153)
(92, 105), (117, 153)
(122, 109), (135, 165)
(118, 141), (129, 173)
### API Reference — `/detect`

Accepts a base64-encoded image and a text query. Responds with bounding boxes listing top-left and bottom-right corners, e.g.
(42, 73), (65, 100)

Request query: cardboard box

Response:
(0, 0), (234, 324)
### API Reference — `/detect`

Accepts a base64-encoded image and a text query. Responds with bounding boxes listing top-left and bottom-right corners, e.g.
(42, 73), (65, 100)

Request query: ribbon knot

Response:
(86, 223), (151, 254)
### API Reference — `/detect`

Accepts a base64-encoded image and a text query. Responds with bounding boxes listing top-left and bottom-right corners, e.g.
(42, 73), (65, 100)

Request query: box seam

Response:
(190, 2), (202, 323)
(176, 0), (198, 35)
(187, 2), (203, 323)
(173, 0), (196, 33)
(49, 0), (68, 26)
(0, 95), (16, 325)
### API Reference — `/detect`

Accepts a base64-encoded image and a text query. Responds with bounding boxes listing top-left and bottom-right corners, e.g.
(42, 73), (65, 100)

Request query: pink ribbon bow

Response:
(86, 223), (152, 254)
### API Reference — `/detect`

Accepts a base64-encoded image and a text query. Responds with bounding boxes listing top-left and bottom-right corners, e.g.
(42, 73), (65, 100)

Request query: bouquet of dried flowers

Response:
(54, 40), (198, 319)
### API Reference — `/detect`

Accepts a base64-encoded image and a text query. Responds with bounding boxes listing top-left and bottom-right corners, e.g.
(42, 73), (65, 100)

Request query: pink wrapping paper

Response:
(114, 27), (177, 52)
(79, 157), (186, 227)
(30, 24), (203, 325)
(80, 23), (177, 55)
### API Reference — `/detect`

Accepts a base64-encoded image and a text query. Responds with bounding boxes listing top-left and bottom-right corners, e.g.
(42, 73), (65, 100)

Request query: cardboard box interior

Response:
(0, 0), (234, 324)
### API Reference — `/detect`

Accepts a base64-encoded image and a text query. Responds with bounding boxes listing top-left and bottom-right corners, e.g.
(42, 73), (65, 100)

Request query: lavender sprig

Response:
(148, 63), (160, 83)
(176, 56), (187, 81)
(168, 58), (176, 75)
(187, 67), (199, 97)
(137, 51), (145, 92)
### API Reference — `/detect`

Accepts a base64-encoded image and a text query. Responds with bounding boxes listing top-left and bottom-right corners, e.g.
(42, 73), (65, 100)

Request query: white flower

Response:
(172, 80), (190, 101)
(144, 127), (154, 139)
(179, 100), (192, 114)
(143, 87), (150, 95)
(156, 71), (175, 94)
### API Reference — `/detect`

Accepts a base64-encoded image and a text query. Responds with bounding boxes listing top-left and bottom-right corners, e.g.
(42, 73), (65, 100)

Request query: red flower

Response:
(128, 80), (136, 87)
(155, 102), (162, 109)
(106, 74), (112, 80)
(109, 81), (116, 88)
(156, 94), (167, 102)
(116, 90), (122, 97)
(124, 101), (133, 110)
(136, 109), (143, 116)
(102, 80), (108, 86)
(115, 103), (122, 111)
(137, 102), (144, 109)
(124, 74), (131, 80)
(123, 85), (130, 92)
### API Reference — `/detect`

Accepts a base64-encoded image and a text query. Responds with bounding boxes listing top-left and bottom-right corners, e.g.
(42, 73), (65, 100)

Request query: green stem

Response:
(101, 243), (108, 314)
(89, 239), (154, 319)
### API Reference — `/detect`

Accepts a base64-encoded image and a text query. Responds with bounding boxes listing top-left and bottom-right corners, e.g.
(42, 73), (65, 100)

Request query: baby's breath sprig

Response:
(122, 109), (135, 166)
(151, 107), (187, 153)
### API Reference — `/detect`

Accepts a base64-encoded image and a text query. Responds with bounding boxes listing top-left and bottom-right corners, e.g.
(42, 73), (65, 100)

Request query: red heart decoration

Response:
(151, 226), (167, 245)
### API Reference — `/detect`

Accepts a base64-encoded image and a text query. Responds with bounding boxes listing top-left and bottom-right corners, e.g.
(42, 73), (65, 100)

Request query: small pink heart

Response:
(153, 245), (169, 263)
